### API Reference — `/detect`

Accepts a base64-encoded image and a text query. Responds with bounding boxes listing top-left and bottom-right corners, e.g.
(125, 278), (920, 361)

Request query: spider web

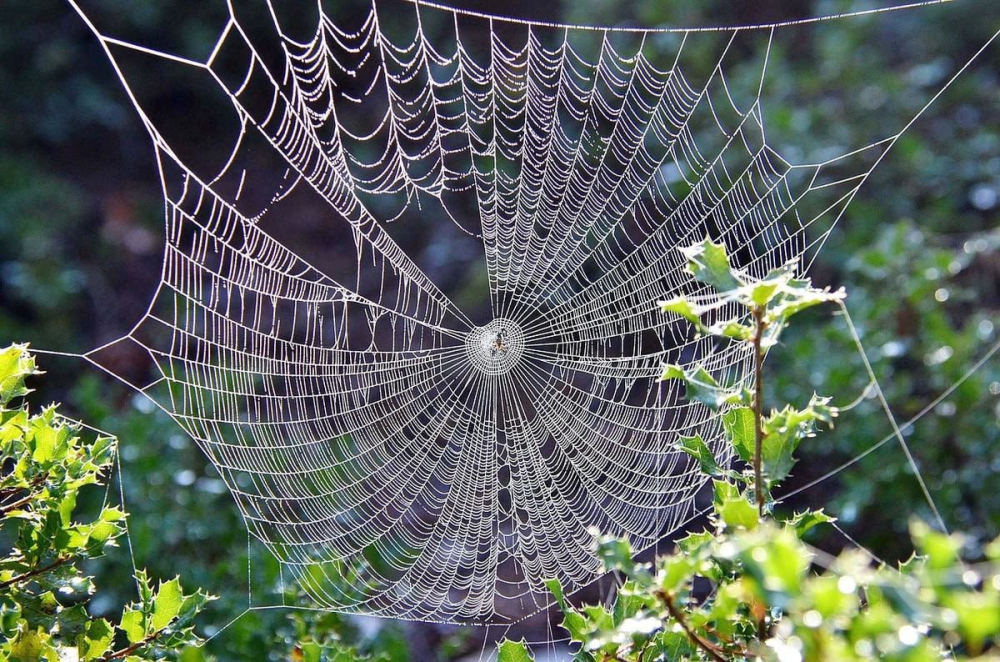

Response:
(56, 0), (998, 632)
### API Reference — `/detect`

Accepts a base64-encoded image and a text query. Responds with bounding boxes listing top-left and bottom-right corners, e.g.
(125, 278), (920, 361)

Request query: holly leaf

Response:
(676, 530), (714, 556)
(32, 425), (57, 464)
(120, 608), (146, 645)
(767, 281), (846, 324)
(760, 427), (800, 485)
(659, 554), (698, 593)
(677, 434), (724, 477)
(713, 480), (758, 531)
(648, 631), (697, 660)
(8, 622), (49, 661)
(680, 237), (743, 292)
(746, 268), (792, 307)
(659, 297), (704, 326)
(661, 365), (749, 410)
(544, 577), (567, 611)
(80, 618), (115, 660)
(152, 577), (183, 630)
(910, 521), (963, 571)
(0, 345), (37, 405)
(594, 535), (637, 575)
(760, 396), (838, 484)
(706, 319), (753, 340)
(497, 639), (534, 662)
(723, 407), (755, 463)
(717, 495), (759, 531)
(785, 509), (835, 537)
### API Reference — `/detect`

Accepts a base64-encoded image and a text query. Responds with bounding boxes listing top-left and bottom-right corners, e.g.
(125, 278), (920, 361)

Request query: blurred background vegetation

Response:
(1, 0), (998, 659)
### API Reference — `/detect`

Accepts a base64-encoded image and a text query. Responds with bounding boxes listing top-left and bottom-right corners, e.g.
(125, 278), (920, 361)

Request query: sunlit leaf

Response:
(680, 237), (743, 292)
(723, 407), (755, 463)
(677, 434), (724, 477)
(152, 578), (183, 630)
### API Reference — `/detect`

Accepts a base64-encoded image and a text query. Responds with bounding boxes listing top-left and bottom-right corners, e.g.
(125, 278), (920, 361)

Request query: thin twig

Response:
(659, 591), (728, 662)
(0, 492), (38, 516)
(0, 555), (71, 590)
(103, 629), (163, 660)
(0, 473), (48, 516)
(752, 307), (767, 516)
(751, 307), (771, 644)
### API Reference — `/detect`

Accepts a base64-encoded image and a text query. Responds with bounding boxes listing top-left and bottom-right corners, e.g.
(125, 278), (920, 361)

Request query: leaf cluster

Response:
(661, 238), (843, 506)
(659, 238), (844, 349)
(0, 344), (212, 661)
(524, 518), (1000, 661)
(499, 240), (1000, 661)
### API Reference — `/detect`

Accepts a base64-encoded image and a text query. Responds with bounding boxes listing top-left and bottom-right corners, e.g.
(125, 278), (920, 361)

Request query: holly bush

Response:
(499, 239), (1000, 661)
(0, 344), (212, 661)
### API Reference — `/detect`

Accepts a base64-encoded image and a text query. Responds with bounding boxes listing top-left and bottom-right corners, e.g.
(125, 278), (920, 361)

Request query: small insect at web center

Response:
(465, 319), (525, 376)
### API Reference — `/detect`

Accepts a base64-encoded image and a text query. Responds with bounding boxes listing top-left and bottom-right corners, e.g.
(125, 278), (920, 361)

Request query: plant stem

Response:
(0, 555), (70, 589)
(660, 591), (728, 662)
(0, 473), (48, 516)
(103, 630), (162, 661)
(752, 306), (767, 516)
(0, 492), (37, 516)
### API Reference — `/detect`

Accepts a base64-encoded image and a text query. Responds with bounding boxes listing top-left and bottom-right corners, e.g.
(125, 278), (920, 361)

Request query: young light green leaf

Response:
(135, 569), (154, 604)
(79, 618), (115, 660)
(679, 237), (742, 292)
(544, 577), (567, 611)
(675, 530), (714, 556)
(151, 577), (183, 630)
(717, 494), (759, 531)
(177, 646), (209, 662)
(712, 480), (758, 531)
(746, 274), (787, 307)
(677, 434), (724, 477)
(949, 591), (1000, 653)
(707, 319), (753, 340)
(661, 365), (748, 410)
(785, 509), (835, 536)
(545, 575), (591, 641)
(722, 407), (755, 463)
(766, 282), (846, 325)
(659, 297), (704, 326)
(497, 639), (534, 662)
(0, 345), (37, 405)
(613, 587), (653, 626)
(57, 493), (77, 528)
(581, 604), (616, 632)
(8, 622), (47, 661)
(659, 554), (698, 592)
(32, 425), (57, 464)
(595, 535), (637, 575)
(910, 521), (964, 571)
(759, 426), (800, 485)
(759, 397), (837, 484)
(120, 609), (146, 645)
(648, 631), (697, 660)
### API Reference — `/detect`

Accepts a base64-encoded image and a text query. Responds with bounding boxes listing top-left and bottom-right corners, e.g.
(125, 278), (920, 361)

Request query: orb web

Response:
(62, 0), (967, 625)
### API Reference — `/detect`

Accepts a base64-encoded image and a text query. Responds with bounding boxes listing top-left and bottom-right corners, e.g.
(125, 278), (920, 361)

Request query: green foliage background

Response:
(1, 0), (998, 659)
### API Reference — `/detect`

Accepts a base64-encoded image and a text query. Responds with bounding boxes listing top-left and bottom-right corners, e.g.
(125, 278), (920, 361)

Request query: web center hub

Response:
(465, 319), (525, 376)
